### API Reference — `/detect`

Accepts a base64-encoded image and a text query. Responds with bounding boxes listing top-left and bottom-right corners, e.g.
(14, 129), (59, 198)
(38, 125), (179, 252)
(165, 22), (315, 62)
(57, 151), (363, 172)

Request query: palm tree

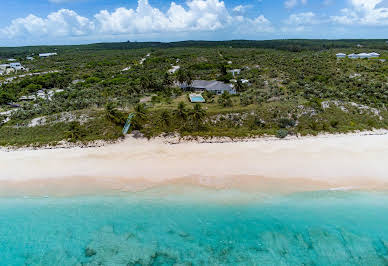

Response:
(190, 103), (206, 131)
(174, 101), (188, 122)
(159, 110), (172, 129)
(235, 79), (245, 93)
(132, 103), (148, 130)
(176, 69), (187, 85)
(163, 73), (173, 87)
(186, 70), (193, 87)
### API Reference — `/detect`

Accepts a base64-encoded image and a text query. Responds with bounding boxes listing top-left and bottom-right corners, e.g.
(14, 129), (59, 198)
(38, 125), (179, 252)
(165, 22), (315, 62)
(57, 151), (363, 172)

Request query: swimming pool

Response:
(189, 94), (206, 103)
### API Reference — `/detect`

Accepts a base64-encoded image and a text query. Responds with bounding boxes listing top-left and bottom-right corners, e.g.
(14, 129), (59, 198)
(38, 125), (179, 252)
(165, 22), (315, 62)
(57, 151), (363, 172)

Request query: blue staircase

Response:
(122, 113), (135, 135)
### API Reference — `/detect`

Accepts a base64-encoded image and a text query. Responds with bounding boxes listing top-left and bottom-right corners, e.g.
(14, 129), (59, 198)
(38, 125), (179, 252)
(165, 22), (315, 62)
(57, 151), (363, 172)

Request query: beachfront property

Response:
(39, 52), (57, 58)
(180, 80), (236, 95)
(336, 53), (346, 58)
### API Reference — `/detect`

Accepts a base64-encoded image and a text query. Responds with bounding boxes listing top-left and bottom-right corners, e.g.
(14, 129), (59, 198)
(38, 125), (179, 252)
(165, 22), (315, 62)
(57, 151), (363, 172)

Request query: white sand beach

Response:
(1, 131), (388, 196)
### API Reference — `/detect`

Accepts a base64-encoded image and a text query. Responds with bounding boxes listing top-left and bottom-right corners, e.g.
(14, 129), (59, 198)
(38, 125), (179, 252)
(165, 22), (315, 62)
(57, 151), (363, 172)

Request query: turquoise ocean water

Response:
(1, 188), (388, 265)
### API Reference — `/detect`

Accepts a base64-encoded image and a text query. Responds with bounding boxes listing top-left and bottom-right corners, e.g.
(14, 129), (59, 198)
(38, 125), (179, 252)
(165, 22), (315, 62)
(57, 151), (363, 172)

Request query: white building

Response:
(369, 52), (380, 58)
(39, 53), (57, 57)
(336, 53), (347, 58)
(26, 56), (34, 60)
(10, 62), (24, 71)
(0, 64), (10, 71)
(7, 58), (16, 62)
(348, 53), (359, 59)
(358, 53), (372, 59)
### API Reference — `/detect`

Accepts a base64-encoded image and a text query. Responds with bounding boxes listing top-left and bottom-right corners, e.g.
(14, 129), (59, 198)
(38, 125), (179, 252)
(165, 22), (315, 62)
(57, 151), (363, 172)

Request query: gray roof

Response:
(181, 80), (234, 91)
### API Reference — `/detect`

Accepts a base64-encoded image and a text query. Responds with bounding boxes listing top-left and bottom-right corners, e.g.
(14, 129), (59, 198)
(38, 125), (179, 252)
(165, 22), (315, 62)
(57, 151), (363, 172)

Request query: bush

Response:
(278, 118), (296, 128)
(276, 129), (288, 139)
(65, 121), (86, 142)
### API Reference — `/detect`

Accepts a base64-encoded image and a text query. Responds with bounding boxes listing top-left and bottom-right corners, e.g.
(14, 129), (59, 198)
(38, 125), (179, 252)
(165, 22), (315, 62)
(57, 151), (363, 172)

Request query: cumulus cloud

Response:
(94, 0), (232, 34)
(331, 0), (388, 25)
(1, 9), (94, 38)
(0, 0), (273, 44)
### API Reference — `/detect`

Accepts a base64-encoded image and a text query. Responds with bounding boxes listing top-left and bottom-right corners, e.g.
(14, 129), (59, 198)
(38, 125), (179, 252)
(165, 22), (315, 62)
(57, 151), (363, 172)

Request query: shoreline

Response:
(1, 128), (388, 152)
(1, 130), (388, 197)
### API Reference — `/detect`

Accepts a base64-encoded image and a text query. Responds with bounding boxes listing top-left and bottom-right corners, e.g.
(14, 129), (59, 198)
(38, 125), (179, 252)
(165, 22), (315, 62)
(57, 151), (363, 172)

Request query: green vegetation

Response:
(1, 40), (388, 147)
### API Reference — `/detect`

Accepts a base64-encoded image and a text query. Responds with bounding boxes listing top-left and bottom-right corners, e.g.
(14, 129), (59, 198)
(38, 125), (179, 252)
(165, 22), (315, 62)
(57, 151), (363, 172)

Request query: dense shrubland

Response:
(0, 40), (388, 146)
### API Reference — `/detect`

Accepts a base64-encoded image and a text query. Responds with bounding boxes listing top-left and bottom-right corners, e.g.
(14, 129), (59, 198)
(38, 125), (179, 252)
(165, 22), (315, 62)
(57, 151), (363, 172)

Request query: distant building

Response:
(336, 53), (347, 58)
(369, 52), (380, 58)
(358, 53), (372, 59)
(180, 80), (236, 95)
(348, 53), (359, 59)
(39, 53), (57, 58)
(10, 62), (24, 71)
(0, 64), (10, 71)
(26, 56), (34, 60)
(7, 58), (16, 62)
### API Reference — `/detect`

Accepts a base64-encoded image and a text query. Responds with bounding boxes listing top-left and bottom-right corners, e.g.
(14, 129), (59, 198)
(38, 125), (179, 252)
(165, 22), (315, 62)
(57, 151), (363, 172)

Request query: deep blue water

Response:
(1, 189), (388, 265)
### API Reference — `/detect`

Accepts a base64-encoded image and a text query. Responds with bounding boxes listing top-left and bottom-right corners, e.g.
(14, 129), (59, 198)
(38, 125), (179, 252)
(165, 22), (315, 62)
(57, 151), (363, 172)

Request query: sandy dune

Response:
(1, 132), (388, 196)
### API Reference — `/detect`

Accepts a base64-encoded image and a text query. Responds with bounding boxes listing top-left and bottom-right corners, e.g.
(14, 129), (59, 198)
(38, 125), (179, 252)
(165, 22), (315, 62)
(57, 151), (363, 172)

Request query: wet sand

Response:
(1, 132), (388, 196)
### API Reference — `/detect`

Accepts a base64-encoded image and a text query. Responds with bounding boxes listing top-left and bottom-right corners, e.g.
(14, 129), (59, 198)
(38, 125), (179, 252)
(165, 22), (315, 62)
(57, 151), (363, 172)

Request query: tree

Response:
(0, 91), (14, 105)
(163, 73), (173, 87)
(132, 103), (148, 130)
(218, 91), (233, 107)
(190, 103), (206, 131)
(65, 121), (86, 142)
(176, 69), (187, 85)
(176, 69), (193, 87)
(105, 102), (126, 126)
(220, 64), (227, 76)
(174, 101), (188, 122)
(235, 79), (246, 93)
(159, 110), (172, 129)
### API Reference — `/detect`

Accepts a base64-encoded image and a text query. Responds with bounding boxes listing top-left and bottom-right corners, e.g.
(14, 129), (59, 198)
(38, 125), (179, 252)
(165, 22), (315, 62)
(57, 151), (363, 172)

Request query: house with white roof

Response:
(358, 53), (372, 59)
(39, 53), (57, 58)
(369, 52), (380, 58)
(336, 53), (347, 58)
(348, 53), (359, 59)
(10, 62), (24, 71)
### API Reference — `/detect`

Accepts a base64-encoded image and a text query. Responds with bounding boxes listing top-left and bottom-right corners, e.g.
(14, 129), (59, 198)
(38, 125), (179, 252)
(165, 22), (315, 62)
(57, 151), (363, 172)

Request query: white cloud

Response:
(331, 0), (388, 25)
(285, 12), (317, 25)
(232, 4), (252, 13)
(284, 0), (307, 9)
(0, 0), (273, 44)
(1, 9), (94, 38)
(282, 12), (318, 32)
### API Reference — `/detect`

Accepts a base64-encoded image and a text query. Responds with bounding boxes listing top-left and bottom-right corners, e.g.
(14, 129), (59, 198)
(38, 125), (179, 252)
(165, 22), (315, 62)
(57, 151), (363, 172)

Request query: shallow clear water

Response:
(1, 189), (388, 265)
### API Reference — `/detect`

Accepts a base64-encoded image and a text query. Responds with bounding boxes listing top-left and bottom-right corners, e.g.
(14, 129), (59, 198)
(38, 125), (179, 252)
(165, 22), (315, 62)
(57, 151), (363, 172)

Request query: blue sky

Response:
(1, 0), (388, 46)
